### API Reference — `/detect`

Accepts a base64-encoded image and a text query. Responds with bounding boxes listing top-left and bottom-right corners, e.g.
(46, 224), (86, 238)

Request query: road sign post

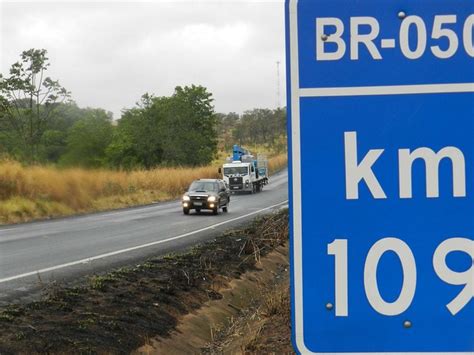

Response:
(286, 0), (474, 353)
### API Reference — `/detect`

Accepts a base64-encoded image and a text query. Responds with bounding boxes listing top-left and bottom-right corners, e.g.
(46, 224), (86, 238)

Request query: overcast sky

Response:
(0, 0), (286, 119)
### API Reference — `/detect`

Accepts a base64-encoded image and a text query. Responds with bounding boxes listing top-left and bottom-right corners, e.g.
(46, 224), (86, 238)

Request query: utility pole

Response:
(276, 61), (281, 109)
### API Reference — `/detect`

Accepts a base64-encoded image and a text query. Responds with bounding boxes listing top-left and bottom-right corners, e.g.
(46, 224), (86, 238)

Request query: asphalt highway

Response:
(0, 169), (288, 304)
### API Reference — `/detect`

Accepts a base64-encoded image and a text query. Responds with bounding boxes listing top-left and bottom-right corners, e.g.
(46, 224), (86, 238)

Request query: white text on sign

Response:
(344, 131), (466, 200)
(328, 237), (474, 317)
(316, 15), (474, 60)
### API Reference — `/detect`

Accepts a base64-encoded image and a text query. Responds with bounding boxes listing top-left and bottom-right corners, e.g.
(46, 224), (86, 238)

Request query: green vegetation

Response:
(60, 108), (114, 167)
(1, 48), (287, 169)
(0, 49), (71, 162)
(108, 87), (217, 168)
(217, 108), (287, 154)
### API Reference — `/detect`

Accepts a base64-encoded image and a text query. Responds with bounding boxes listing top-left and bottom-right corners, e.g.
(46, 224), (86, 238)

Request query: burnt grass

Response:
(0, 210), (288, 354)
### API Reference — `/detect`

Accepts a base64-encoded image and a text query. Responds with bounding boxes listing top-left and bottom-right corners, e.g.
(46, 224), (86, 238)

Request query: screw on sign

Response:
(286, 0), (474, 353)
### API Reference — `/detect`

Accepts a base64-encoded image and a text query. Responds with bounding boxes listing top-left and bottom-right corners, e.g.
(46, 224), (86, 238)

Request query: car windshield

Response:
(188, 181), (218, 192)
(223, 166), (248, 175)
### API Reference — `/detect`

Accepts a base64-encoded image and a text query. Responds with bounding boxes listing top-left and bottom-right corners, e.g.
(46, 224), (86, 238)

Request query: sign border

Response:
(287, 0), (474, 353)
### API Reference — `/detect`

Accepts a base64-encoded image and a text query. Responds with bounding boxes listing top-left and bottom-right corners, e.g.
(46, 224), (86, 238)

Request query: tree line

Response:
(0, 49), (286, 169)
(217, 108), (287, 154)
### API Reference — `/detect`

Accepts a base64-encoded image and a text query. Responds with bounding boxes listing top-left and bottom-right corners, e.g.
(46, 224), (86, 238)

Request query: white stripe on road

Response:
(0, 228), (16, 234)
(0, 200), (288, 284)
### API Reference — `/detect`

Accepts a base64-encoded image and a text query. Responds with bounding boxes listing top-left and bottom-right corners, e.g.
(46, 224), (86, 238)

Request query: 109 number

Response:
(328, 237), (474, 316)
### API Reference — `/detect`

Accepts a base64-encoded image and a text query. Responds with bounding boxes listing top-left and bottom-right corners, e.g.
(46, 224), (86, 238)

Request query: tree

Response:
(60, 109), (113, 167)
(108, 86), (218, 168)
(40, 129), (67, 162)
(36, 102), (89, 163)
(0, 49), (70, 161)
(106, 94), (164, 169)
(217, 112), (239, 151)
(159, 85), (217, 165)
(230, 108), (287, 148)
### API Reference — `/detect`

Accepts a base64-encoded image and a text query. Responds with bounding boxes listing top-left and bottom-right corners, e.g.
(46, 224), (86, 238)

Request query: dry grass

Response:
(0, 160), (219, 224)
(243, 281), (292, 354)
(0, 154), (287, 224)
(268, 153), (288, 174)
(261, 284), (290, 321)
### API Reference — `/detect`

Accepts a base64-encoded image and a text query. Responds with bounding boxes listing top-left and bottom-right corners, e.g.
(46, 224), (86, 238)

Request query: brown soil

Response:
(0, 210), (292, 354)
(243, 288), (294, 355)
(136, 245), (293, 354)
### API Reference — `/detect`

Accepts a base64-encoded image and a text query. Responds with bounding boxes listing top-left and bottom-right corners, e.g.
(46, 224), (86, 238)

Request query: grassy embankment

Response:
(0, 154), (287, 224)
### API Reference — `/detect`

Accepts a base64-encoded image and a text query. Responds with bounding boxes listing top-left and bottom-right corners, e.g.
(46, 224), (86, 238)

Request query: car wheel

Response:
(183, 208), (189, 215)
(213, 206), (219, 215)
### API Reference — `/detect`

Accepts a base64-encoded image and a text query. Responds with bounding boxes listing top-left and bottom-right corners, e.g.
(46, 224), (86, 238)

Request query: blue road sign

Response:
(286, 0), (474, 353)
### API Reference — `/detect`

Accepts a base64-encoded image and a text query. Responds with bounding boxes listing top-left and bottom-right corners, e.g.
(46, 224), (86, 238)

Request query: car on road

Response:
(182, 179), (230, 215)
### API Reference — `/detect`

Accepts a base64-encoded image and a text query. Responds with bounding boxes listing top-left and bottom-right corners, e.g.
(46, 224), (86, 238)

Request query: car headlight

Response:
(183, 195), (190, 201)
(208, 196), (217, 202)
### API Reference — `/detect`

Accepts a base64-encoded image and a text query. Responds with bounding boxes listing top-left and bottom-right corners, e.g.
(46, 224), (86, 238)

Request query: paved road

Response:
(0, 170), (288, 304)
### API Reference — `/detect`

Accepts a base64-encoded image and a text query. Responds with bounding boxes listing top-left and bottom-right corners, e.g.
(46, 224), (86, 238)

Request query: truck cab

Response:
(222, 161), (255, 192)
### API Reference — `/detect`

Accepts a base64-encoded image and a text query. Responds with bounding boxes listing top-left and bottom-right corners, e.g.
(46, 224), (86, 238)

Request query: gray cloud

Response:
(1, 1), (286, 119)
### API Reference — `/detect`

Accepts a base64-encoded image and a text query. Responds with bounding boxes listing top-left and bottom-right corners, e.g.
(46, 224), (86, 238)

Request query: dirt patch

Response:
(200, 249), (293, 355)
(0, 210), (290, 354)
(136, 245), (291, 354)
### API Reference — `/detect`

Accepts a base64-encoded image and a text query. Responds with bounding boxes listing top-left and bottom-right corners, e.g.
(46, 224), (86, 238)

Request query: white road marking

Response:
(0, 200), (288, 284)
(0, 228), (17, 234)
